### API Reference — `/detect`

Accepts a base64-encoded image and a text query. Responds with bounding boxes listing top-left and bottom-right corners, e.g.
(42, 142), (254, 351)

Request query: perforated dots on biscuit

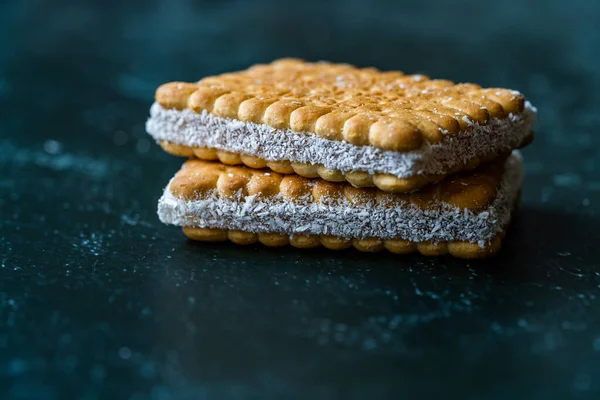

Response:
(155, 59), (527, 152)
(168, 158), (507, 211)
(159, 140), (524, 194)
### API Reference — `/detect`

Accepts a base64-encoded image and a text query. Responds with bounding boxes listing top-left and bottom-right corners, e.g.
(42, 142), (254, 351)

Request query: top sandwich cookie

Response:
(147, 58), (536, 192)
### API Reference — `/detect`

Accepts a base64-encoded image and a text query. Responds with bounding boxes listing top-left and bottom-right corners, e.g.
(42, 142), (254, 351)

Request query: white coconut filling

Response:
(158, 153), (523, 245)
(146, 102), (535, 179)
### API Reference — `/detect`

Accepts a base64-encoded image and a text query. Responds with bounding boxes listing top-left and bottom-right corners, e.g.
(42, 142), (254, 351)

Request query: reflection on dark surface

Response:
(1, 0), (599, 398)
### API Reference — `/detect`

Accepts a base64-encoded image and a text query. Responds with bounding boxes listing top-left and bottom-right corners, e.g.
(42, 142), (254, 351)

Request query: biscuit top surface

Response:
(169, 157), (509, 211)
(155, 59), (532, 152)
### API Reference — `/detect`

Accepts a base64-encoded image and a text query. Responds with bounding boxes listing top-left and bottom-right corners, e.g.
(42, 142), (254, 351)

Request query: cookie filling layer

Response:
(147, 102), (535, 179)
(158, 153), (523, 245)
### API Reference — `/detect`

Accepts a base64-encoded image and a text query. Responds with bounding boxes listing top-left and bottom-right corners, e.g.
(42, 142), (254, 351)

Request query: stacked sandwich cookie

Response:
(147, 59), (536, 258)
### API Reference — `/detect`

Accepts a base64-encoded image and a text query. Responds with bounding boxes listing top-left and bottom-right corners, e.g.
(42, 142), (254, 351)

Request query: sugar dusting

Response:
(158, 154), (523, 245)
(146, 103), (535, 179)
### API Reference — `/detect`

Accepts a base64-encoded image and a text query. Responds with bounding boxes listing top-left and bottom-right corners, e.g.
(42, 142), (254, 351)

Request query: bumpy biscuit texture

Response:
(159, 140), (519, 192)
(166, 158), (518, 259)
(181, 226), (505, 259)
(168, 157), (507, 212)
(155, 58), (527, 152)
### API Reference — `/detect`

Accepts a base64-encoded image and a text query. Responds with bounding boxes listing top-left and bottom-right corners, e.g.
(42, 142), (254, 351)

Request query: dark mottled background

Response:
(1, 0), (599, 399)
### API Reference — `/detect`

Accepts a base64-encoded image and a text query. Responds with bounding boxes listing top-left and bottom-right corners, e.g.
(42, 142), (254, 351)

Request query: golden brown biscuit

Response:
(158, 153), (524, 259)
(180, 227), (505, 259)
(146, 59), (536, 193)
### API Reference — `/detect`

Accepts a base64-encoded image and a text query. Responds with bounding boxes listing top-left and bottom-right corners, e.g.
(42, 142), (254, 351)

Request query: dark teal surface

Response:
(1, 0), (600, 398)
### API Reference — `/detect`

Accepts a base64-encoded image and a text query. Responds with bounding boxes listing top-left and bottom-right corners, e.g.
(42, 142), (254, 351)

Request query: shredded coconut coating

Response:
(146, 102), (534, 179)
(153, 59), (536, 153)
(157, 154), (523, 245)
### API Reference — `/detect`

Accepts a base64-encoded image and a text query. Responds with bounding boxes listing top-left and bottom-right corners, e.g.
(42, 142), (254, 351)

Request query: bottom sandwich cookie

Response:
(158, 152), (523, 259)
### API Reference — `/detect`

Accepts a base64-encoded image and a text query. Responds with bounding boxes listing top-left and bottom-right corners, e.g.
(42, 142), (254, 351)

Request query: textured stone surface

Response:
(1, 0), (599, 398)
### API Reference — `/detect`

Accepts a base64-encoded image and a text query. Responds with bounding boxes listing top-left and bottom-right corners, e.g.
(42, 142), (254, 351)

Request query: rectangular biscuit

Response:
(157, 152), (524, 259)
(147, 59), (536, 193)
